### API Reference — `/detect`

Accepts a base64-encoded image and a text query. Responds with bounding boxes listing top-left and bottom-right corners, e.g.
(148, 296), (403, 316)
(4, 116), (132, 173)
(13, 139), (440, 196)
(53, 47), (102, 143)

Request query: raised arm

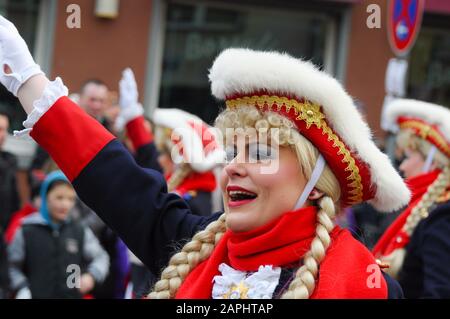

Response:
(0, 16), (218, 274)
(117, 68), (162, 172)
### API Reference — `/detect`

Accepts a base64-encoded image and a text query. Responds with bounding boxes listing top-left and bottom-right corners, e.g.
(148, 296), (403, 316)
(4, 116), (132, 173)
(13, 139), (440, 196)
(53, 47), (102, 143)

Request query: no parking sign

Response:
(387, 0), (425, 56)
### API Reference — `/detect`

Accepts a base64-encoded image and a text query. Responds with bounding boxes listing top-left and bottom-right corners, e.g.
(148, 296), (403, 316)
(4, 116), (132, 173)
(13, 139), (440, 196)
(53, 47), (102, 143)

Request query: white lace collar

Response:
(212, 263), (281, 299)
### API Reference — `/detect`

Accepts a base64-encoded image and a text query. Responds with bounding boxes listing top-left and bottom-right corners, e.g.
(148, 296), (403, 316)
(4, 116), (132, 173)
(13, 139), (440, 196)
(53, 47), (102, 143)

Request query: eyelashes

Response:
(225, 145), (238, 163)
(249, 143), (277, 161)
(225, 143), (278, 163)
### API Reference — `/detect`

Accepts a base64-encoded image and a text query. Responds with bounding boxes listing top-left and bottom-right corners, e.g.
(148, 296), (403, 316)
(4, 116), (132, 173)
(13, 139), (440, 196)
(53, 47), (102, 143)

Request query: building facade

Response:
(1, 0), (449, 143)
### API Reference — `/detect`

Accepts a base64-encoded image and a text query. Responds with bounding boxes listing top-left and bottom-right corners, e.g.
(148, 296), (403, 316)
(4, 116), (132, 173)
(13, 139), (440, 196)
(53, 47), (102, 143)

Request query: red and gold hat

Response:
(384, 99), (450, 159)
(209, 48), (410, 212)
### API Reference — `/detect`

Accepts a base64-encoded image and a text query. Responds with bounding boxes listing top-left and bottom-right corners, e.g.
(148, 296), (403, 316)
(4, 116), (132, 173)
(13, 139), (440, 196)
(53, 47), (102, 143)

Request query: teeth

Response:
(228, 190), (257, 203)
(229, 190), (256, 196)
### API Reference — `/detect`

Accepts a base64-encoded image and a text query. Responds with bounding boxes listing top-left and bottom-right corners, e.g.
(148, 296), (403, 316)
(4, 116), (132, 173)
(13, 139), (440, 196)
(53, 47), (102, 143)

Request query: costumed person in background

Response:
(116, 68), (223, 217)
(152, 108), (223, 216)
(7, 171), (110, 298)
(373, 99), (450, 298)
(115, 68), (162, 173)
(116, 68), (224, 296)
(115, 68), (163, 298)
(0, 17), (410, 299)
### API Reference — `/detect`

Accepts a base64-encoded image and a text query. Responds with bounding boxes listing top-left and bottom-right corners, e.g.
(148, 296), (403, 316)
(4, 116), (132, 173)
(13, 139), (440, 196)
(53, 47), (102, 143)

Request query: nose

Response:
(62, 199), (73, 212)
(224, 157), (247, 179)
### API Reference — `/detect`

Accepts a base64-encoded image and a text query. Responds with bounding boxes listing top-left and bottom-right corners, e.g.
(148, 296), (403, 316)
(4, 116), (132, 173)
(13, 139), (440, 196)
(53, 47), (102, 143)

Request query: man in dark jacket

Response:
(0, 228), (9, 298)
(0, 111), (19, 230)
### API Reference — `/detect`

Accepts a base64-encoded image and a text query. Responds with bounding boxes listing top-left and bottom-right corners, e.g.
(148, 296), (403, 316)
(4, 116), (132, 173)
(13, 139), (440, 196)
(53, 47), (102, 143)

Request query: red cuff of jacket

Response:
(126, 115), (153, 150)
(30, 96), (115, 181)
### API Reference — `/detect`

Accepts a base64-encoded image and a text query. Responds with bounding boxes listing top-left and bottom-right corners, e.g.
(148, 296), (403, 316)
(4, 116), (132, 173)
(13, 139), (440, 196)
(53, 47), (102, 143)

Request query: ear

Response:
(308, 188), (325, 201)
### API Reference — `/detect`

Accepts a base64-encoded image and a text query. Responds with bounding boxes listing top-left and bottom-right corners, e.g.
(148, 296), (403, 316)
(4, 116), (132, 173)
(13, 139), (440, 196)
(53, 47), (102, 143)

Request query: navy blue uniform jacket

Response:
(29, 97), (403, 298)
(398, 200), (450, 298)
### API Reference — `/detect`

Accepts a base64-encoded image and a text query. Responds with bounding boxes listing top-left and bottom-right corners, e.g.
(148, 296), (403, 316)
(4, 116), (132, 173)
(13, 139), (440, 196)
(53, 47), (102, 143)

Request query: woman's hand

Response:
(0, 15), (43, 95)
(15, 287), (32, 299)
(0, 15), (49, 114)
(116, 68), (143, 130)
(119, 68), (139, 109)
(79, 273), (96, 295)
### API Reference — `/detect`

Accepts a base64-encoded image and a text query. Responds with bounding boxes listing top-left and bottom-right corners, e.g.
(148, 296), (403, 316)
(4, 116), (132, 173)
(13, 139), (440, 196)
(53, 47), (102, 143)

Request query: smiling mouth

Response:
(227, 187), (258, 207)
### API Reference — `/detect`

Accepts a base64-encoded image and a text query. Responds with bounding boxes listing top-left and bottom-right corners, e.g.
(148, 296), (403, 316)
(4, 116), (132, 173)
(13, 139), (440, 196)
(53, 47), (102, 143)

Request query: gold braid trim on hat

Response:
(399, 120), (450, 157)
(226, 95), (363, 204)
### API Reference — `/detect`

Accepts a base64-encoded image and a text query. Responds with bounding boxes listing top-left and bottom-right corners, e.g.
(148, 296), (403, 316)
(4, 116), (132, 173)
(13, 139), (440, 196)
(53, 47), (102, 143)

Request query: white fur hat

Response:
(209, 48), (410, 212)
(152, 108), (224, 172)
(384, 98), (450, 158)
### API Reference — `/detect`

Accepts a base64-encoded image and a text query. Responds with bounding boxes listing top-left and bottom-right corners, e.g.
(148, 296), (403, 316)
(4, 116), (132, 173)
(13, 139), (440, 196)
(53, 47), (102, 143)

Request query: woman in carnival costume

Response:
(0, 16), (409, 298)
(373, 99), (450, 298)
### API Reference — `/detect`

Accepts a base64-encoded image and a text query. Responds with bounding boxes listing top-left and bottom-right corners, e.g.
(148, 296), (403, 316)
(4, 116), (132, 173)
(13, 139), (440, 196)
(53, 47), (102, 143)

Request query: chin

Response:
(54, 213), (68, 221)
(227, 223), (249, 233)
(225, 214), (253, 233)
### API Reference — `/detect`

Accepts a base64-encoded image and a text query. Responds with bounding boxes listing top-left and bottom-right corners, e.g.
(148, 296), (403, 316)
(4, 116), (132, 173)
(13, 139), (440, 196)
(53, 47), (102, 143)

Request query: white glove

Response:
(16, 287), (32, 299)
(119, 68), (139, 109)
(116, 68), (143, 130)
(0, 15), (43, 96)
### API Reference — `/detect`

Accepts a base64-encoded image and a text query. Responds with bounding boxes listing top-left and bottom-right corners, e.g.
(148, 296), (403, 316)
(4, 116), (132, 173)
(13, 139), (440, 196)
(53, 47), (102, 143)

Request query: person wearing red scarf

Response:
(115, 69), (223, 217)
(0, 17), (410, 299)
(373, 99), (450, 298)
(151, 108), (222, 216)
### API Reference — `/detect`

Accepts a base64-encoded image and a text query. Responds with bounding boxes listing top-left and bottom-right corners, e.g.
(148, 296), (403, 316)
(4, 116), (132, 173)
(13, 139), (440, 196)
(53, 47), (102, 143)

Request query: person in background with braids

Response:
(152, 108), (223, 216)
(116, 68), (223, 217)
(373, 99), (450, 298)
(116, 69), (223, 295)
(0, 16), (409, 299)
(116, 68), (220, 296)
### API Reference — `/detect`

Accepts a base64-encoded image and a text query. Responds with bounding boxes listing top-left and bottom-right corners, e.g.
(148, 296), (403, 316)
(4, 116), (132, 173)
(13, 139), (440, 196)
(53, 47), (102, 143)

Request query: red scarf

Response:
(5, 203), (36, 244)
(166, 171), (217, 195)
(373, 170), (441, 257)
(176, 206), (387, 299)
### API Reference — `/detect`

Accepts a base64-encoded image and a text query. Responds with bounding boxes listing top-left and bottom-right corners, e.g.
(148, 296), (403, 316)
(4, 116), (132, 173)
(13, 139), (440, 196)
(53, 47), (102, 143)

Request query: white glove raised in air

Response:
(0, 15), (43, 96)
(119, 68), (139, 109)
(15, 287), (32, 299)
(116, 68), (143, 130)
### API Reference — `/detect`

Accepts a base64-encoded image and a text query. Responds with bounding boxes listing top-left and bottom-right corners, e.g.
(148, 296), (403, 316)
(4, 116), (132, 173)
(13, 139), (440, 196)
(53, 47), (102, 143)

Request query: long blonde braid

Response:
(383, 166), (450, 278)
(153, 125), (193, 192)
(281, 196), (336, 298)
(167, 164), (192, 192)
(403, 165), (450, 235)
(148, 213), (227, 299)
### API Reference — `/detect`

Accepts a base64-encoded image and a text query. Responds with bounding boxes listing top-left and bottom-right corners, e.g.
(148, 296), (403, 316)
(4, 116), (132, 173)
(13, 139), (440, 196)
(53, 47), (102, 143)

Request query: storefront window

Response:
(408, 17), (450, 108)
(0, 0), (41, 131)
(159, 1), (340, 124)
